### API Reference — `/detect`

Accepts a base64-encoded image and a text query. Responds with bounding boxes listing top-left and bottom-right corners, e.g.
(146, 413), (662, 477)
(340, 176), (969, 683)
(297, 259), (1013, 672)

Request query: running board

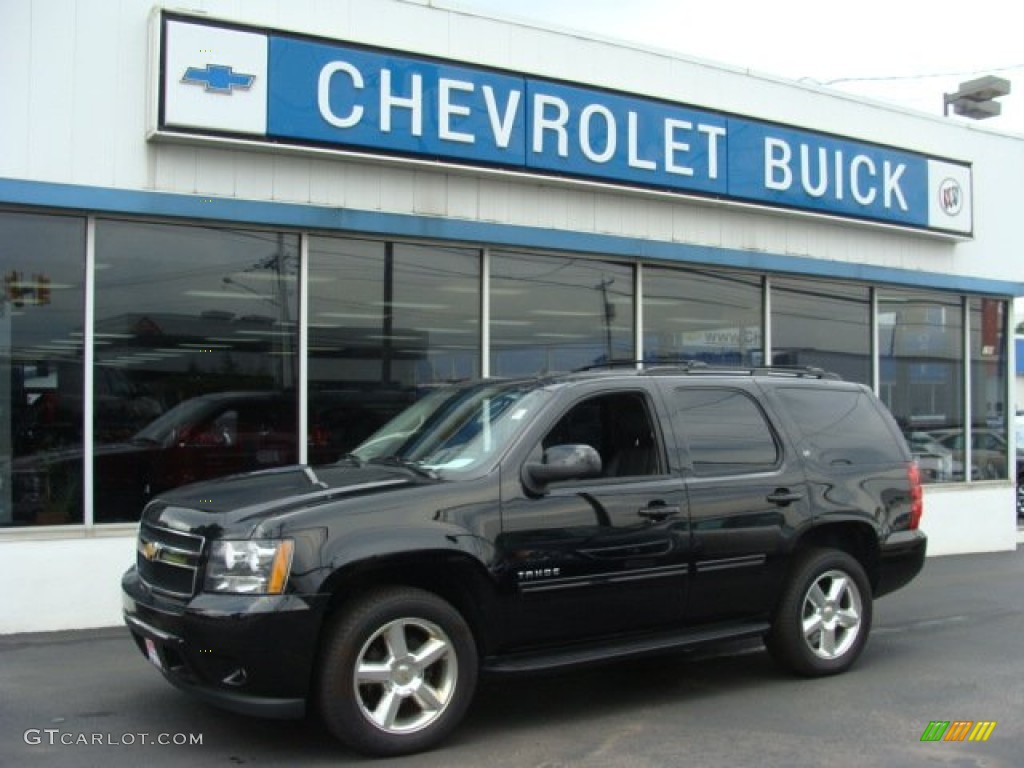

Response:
(482, 621), (770, 675)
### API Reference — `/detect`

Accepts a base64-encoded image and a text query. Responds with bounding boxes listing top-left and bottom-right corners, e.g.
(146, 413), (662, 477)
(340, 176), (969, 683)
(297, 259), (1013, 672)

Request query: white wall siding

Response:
(922, 486), (1018, 556)
(0, 534), (135, 633)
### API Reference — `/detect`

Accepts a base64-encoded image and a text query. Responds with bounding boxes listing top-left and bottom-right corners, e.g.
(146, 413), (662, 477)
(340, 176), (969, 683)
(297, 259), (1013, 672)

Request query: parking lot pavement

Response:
(2, 548), (1022, 768)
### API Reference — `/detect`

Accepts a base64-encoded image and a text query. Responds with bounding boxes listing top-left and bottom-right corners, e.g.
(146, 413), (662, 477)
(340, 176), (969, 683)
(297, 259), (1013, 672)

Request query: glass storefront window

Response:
(90, 221), (300, 523)
(878, 290), (963, 484)
(490, 251), (634, 376)
(3, 205), (1017, 522)
(643, 267), (762, 365)
(770, 277), (871, 384)
(2, 212), (86, 526)
(307, 238), (480, 455)
(969, 298), (1010, 481)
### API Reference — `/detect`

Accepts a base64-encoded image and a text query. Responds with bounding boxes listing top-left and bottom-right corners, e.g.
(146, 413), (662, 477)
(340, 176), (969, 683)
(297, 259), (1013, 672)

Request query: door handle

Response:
(766, 489), (803, 506)
(637, 503), (681, 521)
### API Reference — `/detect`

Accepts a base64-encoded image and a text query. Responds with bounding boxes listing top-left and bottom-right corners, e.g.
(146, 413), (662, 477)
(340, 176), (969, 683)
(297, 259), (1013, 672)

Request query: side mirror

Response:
(523, 444), (602, 495)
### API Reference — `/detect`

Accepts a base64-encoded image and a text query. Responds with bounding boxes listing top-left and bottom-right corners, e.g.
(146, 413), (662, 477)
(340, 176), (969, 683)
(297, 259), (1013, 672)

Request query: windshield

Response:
(351, 382), (548, 474)
(133, 397), (219, 447)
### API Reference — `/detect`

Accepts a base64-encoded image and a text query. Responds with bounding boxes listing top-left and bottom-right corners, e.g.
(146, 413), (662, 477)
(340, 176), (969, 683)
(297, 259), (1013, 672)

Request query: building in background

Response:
(2, 0), (1022, 633)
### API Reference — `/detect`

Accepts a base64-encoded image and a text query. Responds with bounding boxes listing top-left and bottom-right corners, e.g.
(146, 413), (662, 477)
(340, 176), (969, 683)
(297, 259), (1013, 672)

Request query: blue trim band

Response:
(2, 177), (1021, 296)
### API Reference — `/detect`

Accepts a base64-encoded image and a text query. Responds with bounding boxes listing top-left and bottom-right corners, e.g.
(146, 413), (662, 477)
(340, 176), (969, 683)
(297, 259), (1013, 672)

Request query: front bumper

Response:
(875, 530), (927, 598)
(121, 566), (324, 719)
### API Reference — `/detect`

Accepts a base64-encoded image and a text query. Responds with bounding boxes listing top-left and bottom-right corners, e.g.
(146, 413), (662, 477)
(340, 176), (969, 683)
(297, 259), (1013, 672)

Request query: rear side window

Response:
(670, 388), (779, 475)
(774, 387), (906, 465)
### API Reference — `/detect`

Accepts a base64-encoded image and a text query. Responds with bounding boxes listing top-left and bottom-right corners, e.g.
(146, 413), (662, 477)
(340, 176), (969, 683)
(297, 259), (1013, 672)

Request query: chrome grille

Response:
(137, 522), (205, 597)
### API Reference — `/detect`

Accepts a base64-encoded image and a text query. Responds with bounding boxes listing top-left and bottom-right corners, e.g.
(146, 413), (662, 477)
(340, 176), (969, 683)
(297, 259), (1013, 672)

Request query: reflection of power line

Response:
(97, 224), (297, 290)
(221, 275), (278, 304)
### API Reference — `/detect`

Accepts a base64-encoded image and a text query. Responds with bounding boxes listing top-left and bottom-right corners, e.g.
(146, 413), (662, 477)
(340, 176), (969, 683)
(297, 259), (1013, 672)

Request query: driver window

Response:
(542, 393), (660, 478)
(196, 410), (237, 446)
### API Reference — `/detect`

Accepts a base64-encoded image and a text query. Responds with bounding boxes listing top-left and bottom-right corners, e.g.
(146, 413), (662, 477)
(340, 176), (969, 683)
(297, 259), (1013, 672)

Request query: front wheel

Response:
(765, 548), (872, 677)
(317, 587), (478, 757)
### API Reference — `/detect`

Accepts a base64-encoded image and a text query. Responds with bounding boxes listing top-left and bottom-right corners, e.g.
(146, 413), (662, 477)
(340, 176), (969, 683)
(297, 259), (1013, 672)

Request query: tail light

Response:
(907, 462), (923, 529)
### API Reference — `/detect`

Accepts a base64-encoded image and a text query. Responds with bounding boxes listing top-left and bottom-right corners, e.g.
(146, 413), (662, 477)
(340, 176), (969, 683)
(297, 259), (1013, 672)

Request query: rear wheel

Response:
(317, 587), (478, 757)
(766, 548), (872, 676)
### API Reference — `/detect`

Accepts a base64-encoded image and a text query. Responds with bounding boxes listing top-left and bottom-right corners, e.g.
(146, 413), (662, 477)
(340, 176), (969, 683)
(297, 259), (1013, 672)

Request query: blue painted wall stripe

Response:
(2, 176), (1021, 296)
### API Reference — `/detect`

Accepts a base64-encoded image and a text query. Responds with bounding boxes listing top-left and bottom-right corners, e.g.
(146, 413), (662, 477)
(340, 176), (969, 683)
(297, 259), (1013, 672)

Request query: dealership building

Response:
(2, 0), (1023, 634)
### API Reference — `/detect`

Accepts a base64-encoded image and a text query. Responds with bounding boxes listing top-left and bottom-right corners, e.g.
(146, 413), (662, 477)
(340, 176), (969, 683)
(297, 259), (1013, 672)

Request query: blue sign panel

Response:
(727, 120), (929, 227)
(270, 37), (527, 165)
(521, 80), (728, 195)
(160, 13), (974, 236)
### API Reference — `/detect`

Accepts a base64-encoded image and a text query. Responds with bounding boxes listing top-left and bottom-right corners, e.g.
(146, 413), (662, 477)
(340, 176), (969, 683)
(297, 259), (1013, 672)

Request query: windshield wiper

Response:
(368, 456), (439, 480)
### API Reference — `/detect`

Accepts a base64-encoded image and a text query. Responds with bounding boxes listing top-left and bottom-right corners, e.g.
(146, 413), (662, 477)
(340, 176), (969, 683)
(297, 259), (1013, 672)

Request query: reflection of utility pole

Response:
(273, 233), (291, 388)
(223, 234), (295, 387)
(596, 277), (615, 362)
(382, 243), (394, 385)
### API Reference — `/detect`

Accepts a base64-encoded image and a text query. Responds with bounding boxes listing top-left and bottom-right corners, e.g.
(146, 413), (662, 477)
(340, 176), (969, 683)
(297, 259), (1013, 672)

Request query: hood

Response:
(143, 462), (426, 538)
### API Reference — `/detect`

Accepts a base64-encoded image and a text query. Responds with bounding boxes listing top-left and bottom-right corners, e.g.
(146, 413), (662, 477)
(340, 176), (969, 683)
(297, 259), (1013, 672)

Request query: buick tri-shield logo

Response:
(938, 178), (963, 216)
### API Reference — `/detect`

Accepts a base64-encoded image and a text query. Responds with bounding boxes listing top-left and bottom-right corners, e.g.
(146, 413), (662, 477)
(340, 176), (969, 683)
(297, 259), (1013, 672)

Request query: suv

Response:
(122, 366), (926, 756)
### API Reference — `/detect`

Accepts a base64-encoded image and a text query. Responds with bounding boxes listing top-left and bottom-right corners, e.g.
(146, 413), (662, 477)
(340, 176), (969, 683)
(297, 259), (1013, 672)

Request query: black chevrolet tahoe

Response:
(122, 366), (927, 756)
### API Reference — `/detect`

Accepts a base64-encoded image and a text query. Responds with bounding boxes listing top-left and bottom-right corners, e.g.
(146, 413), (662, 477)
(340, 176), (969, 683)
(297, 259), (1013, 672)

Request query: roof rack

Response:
(574, 359), (707, 372)
(573, 359), (841, 380)
(643, 364), (841, 380)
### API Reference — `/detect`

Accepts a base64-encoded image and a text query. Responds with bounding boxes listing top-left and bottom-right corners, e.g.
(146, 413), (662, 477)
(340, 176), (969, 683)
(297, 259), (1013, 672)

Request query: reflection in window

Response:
(774, 387), (906, 466)
(970, 298), (1009, 480)
(669, 388), (778, 474)
(878, 290), (963, 484)
(643, 267), (762, 366)
(90, 221), (300, 522)
(770, 277), (870, 384)
(2, 211), (86, 526)
(307, 238), (481, 455)
(490, 251), (634, 375)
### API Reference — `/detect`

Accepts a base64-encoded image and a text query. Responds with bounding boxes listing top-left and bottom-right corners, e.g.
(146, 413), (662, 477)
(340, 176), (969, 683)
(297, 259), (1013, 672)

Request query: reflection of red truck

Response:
(15, 363), (162, 454)
(11, 390), (403, 525)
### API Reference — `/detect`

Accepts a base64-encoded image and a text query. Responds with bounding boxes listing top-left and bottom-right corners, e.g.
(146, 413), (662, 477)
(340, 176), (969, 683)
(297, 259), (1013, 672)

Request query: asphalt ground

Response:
(2, 546), (1022, 767)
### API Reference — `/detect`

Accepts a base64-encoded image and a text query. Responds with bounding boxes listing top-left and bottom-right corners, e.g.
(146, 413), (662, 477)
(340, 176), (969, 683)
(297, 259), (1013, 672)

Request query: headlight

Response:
(204, 539), (294, 595)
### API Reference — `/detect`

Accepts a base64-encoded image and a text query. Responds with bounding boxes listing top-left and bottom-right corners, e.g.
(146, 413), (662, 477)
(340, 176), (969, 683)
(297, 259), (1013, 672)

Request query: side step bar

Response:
(482, 621), (770, 675)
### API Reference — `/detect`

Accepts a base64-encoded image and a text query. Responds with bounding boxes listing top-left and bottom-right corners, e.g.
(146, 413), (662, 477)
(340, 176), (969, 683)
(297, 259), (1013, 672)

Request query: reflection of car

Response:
(15, 363), (162, 454)
(931, 428), (1012, 480)
(906, 431), (963, 482)
(12, 390), (399, 525)
(1016, 415), (1024, 520)
(123, 368), (926, 756)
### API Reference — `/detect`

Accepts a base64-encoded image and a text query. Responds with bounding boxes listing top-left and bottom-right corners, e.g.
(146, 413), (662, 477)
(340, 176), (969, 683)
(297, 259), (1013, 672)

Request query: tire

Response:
(317, 587), (478, 757)
(765, 548), (872, 677)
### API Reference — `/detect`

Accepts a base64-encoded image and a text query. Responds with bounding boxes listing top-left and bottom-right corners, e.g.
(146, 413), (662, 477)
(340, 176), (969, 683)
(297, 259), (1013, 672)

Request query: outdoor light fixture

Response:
(943, 75), (1011, 120)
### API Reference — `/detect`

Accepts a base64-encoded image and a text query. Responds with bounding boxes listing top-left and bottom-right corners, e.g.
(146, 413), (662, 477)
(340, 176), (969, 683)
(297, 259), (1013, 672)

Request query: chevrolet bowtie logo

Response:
(182, 64), (256, 94)
(140, 540), (162, 562)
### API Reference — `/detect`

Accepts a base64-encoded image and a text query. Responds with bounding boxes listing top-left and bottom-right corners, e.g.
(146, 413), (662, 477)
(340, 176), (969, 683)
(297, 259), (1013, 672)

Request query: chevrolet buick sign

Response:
(156, 12), (973, 236)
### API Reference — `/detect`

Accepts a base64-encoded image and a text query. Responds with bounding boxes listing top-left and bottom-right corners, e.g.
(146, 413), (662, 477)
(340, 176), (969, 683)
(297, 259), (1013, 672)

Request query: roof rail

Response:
(641, 364), (841, 380)
(573, 360), (840, 379)
(573, 359), (709, 372)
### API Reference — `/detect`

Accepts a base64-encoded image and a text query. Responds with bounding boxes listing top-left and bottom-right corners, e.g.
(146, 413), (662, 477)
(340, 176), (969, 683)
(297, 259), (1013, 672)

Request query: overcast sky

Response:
(438, 0), (1023, 134)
